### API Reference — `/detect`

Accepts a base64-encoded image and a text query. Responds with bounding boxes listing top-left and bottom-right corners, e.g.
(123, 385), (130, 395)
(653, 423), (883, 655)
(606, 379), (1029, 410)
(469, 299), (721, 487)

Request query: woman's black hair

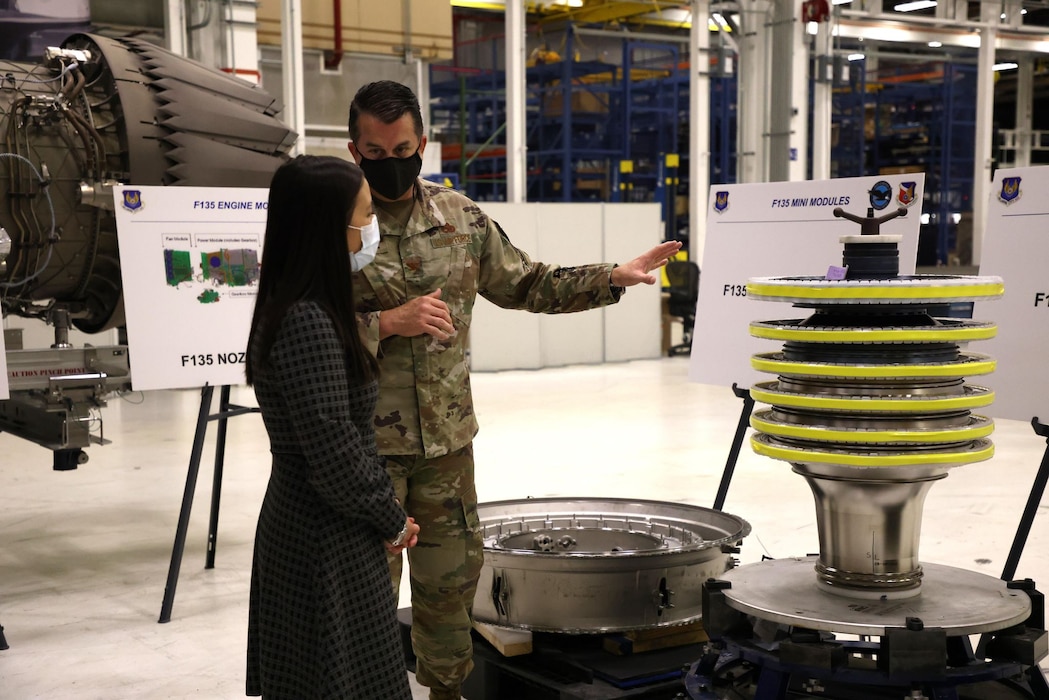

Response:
(245, 155), (378, 385)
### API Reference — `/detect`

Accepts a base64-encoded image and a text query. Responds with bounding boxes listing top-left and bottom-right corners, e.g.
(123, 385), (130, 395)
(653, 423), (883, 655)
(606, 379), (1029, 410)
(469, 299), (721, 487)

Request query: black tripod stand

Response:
(158, 384), (259, 623)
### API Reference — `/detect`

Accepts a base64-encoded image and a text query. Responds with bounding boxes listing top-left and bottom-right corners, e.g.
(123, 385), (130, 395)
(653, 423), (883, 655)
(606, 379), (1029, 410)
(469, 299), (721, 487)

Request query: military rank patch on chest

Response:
(430, 233), (470, 248)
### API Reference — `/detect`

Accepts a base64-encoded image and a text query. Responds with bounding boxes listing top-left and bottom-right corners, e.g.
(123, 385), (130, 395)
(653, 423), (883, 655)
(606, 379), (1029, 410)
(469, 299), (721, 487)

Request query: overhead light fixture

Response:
(848, 53), (865, 61)
(993, 62), (1019, 71)
(894, 0), (936, 11)
(928, 41), (942, 47)
(524, 0), (583, 7)
(832, 0), (852, 4)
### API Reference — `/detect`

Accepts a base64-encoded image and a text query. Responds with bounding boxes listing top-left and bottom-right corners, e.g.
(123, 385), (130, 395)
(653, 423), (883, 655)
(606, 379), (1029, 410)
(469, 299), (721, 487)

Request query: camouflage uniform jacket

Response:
(355, 179), (622, 459)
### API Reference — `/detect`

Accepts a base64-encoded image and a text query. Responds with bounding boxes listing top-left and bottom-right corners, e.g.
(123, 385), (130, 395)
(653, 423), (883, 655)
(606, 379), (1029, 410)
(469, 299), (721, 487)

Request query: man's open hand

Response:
(610, 240), (684, 287)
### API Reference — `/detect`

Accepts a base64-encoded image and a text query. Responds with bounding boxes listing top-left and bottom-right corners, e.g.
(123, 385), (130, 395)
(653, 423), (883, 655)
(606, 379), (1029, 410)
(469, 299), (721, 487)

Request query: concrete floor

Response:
(1, 357), (1047, 698)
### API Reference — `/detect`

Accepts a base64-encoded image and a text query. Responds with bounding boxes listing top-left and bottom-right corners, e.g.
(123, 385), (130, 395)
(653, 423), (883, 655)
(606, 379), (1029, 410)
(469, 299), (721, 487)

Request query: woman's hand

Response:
(385, 516), (420, 555)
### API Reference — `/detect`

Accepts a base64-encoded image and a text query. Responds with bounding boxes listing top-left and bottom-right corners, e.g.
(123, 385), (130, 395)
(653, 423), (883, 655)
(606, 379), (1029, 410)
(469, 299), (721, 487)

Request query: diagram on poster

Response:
(114, 185), (268, 391)
(688, 174), (925, 388)
(162, 238), (260, 302)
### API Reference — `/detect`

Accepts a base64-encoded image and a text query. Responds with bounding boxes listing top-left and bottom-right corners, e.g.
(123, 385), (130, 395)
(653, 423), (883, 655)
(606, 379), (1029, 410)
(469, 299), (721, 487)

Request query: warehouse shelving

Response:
(831, 58), (868, 179)
(831, 60), (977, 265)
(429, 23), (737, 227)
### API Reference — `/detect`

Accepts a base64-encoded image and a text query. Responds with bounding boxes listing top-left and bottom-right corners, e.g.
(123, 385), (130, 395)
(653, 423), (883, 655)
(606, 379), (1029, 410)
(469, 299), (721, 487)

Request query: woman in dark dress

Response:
(245, 155), (419, 699)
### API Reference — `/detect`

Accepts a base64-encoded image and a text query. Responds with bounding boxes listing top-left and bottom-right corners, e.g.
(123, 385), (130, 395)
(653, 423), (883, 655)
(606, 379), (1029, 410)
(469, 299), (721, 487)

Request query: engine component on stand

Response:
(688, 207), (1049, 699)
(0, 33), (294, 466)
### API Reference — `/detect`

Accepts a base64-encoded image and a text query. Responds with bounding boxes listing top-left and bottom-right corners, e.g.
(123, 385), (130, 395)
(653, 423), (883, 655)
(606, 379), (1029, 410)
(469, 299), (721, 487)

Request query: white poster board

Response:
(0, 324), (8, 400)
(113, 185), (268, 391)
(975, 166), (1049, 422)
(689, 174), (925, 387)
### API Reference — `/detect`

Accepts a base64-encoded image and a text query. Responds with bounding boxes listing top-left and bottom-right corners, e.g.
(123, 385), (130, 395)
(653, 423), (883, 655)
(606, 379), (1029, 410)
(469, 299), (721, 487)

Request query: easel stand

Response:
(158, 384), (259, 623)
(975, 416), (1049, 657)
(712, 383), (754, 512)
(1000, 417), (1049, 582)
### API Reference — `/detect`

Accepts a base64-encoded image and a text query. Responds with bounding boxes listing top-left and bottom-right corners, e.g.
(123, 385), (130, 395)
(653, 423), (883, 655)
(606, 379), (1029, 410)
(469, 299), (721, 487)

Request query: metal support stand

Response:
(158, 385), (259, 623)
(0, 624), (8, 650)
(713, 383), (755, 512)
(690, 637), (1049, 699)
(1001, 417), (1049, 583)
(975, 416), (1049, 658)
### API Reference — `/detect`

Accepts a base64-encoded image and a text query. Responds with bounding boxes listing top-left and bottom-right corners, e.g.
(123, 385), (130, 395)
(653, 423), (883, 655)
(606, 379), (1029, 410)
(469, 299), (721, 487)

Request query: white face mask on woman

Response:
(348, 214), (380, 271)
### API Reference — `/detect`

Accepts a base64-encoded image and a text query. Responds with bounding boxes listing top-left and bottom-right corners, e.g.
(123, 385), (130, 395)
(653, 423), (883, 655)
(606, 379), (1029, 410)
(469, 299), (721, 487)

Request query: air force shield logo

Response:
(713, 190), (729, 213)
(998, 177), (1022, 205)
(898, 181), (917, 207)
(122, 189), (143, 212)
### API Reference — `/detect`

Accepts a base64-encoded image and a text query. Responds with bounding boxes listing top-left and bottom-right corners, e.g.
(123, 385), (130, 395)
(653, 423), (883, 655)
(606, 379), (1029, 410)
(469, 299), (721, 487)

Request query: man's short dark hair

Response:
(348, 81), (424, 142)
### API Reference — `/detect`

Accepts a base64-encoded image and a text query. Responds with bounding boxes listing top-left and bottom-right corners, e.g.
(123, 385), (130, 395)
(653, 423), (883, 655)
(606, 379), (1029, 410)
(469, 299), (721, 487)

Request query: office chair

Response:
(665, 260), (700, 357)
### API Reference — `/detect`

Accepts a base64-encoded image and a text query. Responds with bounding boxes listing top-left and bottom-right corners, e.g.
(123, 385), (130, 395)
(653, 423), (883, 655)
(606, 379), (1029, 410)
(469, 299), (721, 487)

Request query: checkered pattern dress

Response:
(246, 301), (411, 699)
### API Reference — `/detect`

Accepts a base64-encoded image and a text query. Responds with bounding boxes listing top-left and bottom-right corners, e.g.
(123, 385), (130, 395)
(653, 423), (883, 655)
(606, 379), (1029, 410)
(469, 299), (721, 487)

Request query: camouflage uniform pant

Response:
(385, 444), (484, 700)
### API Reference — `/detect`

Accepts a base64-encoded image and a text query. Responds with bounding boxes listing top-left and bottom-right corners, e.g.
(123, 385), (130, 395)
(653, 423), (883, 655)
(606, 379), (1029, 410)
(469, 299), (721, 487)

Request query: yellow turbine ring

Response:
(750, 320), (997, 344)
(751, 433), (995, 467)
(750, 381), (995, 413)
(750, 352), (997, 379)
(750, 410), (995, 445)
(747, 276), (1004, 304)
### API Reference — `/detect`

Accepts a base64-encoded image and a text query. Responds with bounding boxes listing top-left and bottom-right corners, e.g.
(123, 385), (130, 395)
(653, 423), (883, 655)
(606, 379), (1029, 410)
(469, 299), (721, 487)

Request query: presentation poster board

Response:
(0, 324), (8, 400)
(975, 166), (1049, 422)
(113, 185), (268, 391)
(688, 174), (925, 388)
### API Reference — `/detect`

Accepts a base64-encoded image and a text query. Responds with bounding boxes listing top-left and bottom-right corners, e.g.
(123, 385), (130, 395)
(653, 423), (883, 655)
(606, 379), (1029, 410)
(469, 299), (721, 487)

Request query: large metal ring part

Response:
(752, 433), (994, 467)
(746, 225), (1002, 600)
(751, 409), (995, 445)
(749, 319), (998, 344)
(751, 351), (996, 379)
(751, 380), (995, 413)
(719, 557), (1031, 636)
(747, 275), (1005, 304)
(473, 497), (751, 633)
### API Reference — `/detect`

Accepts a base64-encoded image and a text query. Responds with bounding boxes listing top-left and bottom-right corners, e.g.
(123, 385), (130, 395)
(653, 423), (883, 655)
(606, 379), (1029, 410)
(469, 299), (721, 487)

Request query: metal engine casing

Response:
(473, 497), (751, 633)
(0, 32), (294, 332)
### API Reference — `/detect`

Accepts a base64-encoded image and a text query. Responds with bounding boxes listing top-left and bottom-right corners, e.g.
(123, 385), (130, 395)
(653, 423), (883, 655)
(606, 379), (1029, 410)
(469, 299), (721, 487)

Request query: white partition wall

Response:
(468, 202), (663, 372)
(536, 204), (605, 367)
(468, 203), (542, 371)
(602, 202), (662, 363)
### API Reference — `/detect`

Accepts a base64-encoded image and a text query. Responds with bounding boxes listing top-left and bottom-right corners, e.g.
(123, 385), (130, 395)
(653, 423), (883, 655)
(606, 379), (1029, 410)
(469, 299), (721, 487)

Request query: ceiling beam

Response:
(537, 1), (686, 26)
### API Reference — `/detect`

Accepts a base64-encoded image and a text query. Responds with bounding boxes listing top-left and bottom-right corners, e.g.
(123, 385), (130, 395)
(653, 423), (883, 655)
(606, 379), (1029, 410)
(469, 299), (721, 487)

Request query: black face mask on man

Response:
(358, 150), (423, 200)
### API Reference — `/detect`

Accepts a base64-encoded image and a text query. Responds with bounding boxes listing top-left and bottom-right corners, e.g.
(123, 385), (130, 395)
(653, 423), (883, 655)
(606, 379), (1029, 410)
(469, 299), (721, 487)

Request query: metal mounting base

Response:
(719, 557), (1031, 636)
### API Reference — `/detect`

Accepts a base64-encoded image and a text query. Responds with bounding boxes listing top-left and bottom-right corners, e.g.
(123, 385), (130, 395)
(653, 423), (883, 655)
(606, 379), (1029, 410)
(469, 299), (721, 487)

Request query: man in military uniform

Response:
(347, 80), (682, 700)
